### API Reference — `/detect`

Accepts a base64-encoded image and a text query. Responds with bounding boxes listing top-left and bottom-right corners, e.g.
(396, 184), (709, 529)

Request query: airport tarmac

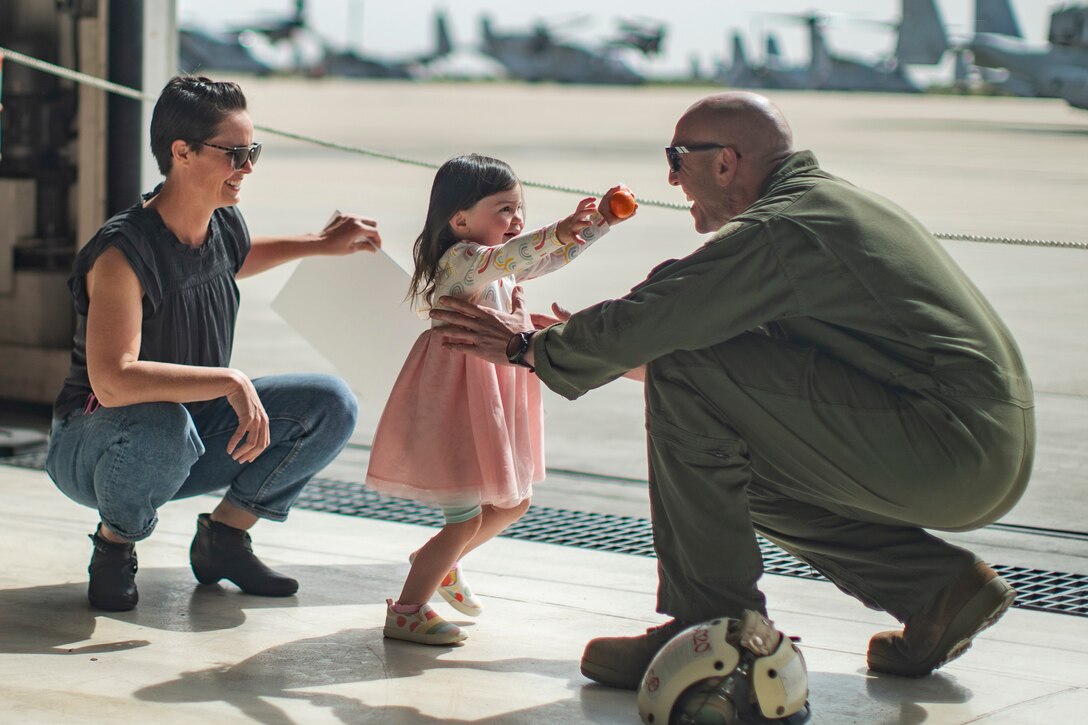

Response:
(2, 83), (1087, 723)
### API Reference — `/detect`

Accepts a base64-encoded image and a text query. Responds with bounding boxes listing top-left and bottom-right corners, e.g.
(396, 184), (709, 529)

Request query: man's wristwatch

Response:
(506, 330), (536, 371)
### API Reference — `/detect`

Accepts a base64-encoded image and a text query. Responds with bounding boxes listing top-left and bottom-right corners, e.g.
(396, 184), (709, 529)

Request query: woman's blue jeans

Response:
(45, 374), (357, 541)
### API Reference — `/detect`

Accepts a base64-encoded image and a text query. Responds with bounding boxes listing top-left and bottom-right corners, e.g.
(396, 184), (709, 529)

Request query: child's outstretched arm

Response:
(555, 197), (600, 246)
(435, 215), (581, 299)
(518, 185), (637, 283)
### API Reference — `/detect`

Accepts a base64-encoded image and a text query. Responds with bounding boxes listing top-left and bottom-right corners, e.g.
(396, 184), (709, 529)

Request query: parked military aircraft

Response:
(179, 27), (273, 75)
(968, 1), (1088, 109)
(180, 0), (452, 80)
(943, 0), (1032, 93)
(718, 33), (760, 88)
(607, 18), (667, 57)
(212, 0), (323, 75)
(478, 15), (650, 85)
(718, 31), (807, 89)
(790, 10), (918, 92)
(320, 11), (453, 79)
(180, 0), (314, 76)
(717, 0), (948, 93)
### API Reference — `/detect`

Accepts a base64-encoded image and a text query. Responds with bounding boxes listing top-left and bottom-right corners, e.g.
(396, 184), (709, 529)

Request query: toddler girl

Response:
(367, 153), (633, 644)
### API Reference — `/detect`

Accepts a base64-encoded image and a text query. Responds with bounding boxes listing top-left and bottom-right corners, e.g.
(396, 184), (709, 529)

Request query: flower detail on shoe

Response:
(384, 599), (467, 645)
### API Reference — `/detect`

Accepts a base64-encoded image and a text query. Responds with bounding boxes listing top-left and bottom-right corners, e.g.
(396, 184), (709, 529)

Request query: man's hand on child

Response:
(318, 212), (382, 255)
(433, 286), (534, 366)
(557, 197), (598, 246)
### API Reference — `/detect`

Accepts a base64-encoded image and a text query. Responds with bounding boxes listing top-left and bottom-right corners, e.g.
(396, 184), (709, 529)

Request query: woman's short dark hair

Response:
(149, 75), (248, 175)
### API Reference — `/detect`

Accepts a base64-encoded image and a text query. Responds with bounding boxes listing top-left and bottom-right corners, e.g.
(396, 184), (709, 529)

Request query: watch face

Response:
(507, 331), (532, 366)
(506, 333), (522, 361)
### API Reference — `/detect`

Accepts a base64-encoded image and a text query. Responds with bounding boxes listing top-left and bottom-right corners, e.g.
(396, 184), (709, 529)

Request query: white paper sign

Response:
(271, 250), (427, 409)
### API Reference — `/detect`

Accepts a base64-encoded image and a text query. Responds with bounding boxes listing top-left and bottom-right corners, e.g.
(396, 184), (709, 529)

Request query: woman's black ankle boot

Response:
(189, 513), (298, 596)
(87, 528), (139, 611)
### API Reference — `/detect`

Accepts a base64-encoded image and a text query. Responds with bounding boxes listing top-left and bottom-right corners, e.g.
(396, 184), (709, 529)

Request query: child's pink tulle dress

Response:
(366, 216), (609, 509)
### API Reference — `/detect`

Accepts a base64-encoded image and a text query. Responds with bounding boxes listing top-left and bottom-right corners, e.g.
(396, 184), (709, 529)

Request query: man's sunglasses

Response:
(665, 144), (741, 173)
(192, 140), (263, 170)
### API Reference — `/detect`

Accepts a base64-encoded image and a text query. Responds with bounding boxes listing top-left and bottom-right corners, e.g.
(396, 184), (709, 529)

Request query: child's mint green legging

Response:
(442, 503), (483, 525)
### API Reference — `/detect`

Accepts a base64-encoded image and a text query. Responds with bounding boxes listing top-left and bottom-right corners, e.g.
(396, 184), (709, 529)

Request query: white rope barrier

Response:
(1, 45), (1084, 249)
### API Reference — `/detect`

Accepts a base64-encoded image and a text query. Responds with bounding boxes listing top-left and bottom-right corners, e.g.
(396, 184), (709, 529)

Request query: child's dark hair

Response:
(410, 154), (520, 304)
(150, 75), (248, 175)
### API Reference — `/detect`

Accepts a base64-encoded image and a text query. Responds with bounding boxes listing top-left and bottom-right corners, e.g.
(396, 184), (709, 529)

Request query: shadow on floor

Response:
(132, 626), (631, 723)
(0, 561), (408, 653)
(806, 669), (973, 725)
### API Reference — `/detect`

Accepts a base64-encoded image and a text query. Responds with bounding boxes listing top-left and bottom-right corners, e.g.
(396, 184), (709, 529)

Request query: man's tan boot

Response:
(580, 618), (689, 690)
(867, 562), (1015, 677)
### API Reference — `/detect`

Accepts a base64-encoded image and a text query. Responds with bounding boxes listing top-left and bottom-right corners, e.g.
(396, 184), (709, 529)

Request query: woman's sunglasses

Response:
(192, 140), (263, 170)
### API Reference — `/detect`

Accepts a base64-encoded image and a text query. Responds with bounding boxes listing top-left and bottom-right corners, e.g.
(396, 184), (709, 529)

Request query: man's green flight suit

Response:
(532, 151), (1034, 623)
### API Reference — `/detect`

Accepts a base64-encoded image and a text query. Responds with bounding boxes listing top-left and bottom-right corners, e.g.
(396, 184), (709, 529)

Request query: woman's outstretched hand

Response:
(431, 286), (534, 365)
(318, 212), (382, 255)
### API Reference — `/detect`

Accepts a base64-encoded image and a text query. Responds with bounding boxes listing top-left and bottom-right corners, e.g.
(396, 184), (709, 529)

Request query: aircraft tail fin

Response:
(732, 32), (748, 68)
(807, 16), (831, 77)
(975, 0), (1023, 38)
(766, 33), (781, 60)
(481, 15), (495, 47)
(434, 11), (452, 58)
(897, 0), (949, 65)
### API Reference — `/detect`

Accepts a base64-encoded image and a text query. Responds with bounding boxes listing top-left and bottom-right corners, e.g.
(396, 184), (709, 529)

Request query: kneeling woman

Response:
(46, 75), (381, 610)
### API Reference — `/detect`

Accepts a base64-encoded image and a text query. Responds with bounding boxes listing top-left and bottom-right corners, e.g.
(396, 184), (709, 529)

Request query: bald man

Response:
(432, 92), (1033, 689)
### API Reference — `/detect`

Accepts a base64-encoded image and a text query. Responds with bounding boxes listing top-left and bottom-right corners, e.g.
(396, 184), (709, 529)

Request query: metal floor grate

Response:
(5, 454), (1086, 618)
(282, 476), (1088, 619)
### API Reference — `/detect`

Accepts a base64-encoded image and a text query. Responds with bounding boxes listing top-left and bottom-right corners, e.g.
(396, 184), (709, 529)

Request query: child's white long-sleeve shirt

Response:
(421, 212), (610, 322)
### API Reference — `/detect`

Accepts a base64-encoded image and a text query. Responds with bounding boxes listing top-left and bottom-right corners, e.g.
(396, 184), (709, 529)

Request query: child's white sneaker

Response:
(410, 552), (484, 617)
(437, 561), (484, 616)
(383, 599), (467, 645)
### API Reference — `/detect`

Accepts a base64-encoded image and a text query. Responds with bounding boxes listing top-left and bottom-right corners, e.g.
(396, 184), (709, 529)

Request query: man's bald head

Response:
(678, 92), (793, 172)
(668, 92), (795, 232)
